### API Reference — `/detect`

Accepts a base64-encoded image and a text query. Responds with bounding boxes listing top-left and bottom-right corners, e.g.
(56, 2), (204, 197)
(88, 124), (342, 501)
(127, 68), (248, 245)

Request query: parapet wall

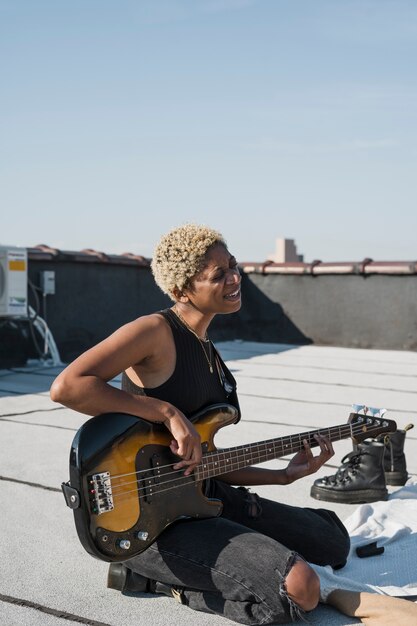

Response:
(235, 265), (417, 351)
(4, 248), (415, 365)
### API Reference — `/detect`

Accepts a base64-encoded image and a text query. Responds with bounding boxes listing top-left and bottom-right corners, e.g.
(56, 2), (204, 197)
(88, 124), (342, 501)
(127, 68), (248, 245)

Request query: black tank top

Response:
(122, 308), (240, 422)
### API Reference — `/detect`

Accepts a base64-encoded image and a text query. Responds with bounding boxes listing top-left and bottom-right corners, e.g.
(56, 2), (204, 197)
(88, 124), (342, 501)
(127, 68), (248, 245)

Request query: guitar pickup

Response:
(88, 471), (114, 515)
(139, 453), (163, 503)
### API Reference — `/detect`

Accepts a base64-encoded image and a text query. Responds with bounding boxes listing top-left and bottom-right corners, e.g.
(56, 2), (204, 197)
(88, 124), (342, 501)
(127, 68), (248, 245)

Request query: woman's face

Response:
(183, 243), (241, 315)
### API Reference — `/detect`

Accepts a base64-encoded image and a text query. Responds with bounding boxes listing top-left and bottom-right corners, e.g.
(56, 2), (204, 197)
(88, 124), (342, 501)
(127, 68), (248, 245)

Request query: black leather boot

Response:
(107, 562), (151, 594)
(107, 563), (186, 603)
(380, 424), (414, 486)
(310, 440), (388, 504)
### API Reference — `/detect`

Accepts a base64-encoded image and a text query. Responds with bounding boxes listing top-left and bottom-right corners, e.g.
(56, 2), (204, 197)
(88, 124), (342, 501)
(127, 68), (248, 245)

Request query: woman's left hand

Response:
(285, 435), (334, 483)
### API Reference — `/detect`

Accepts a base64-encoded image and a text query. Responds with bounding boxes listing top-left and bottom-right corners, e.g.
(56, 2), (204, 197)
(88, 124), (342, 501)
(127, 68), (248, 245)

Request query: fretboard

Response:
(195, 423), (354, 481)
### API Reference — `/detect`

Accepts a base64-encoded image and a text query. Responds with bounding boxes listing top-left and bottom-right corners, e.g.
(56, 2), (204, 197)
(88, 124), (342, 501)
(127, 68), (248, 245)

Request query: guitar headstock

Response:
(348, 405), (397, 443)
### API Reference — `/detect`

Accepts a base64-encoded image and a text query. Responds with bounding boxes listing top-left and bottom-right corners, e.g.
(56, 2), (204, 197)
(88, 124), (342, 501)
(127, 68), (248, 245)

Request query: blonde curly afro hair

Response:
(151, 223), (226, 300)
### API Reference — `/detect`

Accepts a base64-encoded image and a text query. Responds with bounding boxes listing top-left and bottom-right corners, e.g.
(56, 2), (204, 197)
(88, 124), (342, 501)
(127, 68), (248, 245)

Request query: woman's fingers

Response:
(173, 449), (202, 475)
(167, 412), (202, 474)
(171, 435), (202, 475)
(316, 435), (334, 457)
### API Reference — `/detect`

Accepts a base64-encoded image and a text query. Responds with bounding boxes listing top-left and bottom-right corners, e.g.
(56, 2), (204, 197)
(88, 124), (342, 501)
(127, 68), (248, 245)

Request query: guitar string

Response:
(100, 444), (388, 507)
(109, 425), (355, 493)
(107, 422), (389, 493)
(92, 423), (391, 506)
(106, 422), (386, 504)
(107, 423), (353, 486)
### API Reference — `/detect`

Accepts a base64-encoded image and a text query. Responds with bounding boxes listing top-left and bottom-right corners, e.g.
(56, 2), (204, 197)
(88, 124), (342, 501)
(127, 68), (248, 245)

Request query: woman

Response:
(52, 224), (412, 625)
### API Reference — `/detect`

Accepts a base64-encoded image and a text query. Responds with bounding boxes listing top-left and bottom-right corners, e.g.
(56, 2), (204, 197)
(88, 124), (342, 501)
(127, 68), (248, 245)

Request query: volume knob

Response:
(118, 539), (131, 550)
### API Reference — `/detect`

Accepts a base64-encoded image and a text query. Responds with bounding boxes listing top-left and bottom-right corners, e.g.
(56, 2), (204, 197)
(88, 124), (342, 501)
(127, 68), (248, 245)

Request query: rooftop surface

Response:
(1, 341), (416, 626)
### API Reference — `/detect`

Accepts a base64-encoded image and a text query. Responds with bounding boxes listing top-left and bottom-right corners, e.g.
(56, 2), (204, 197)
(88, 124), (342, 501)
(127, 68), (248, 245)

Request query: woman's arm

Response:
(216, 466), (291, 486)
(50, 314), (202, 475)
(217, 435), (334, 486)
(51, 315), (166, 416)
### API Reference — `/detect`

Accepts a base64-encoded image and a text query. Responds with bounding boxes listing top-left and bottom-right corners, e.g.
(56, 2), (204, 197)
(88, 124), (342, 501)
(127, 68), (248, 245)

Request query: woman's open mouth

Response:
(224, 287), (241, 301)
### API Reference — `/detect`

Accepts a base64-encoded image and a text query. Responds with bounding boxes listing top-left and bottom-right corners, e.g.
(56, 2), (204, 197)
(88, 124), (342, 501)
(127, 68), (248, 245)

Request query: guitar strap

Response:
(212, 344), (241, 424)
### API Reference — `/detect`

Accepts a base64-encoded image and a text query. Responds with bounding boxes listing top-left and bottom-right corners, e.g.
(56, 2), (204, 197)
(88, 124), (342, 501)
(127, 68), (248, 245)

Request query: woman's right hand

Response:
(163, 410), (202, 476)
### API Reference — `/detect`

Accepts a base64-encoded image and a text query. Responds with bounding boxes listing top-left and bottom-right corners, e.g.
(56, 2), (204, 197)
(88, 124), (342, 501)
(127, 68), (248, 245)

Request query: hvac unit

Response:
(0, 246), (28, 317)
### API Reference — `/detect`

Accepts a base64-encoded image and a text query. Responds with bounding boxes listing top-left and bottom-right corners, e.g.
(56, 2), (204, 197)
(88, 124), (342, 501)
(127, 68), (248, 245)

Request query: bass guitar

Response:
(62, 403), (396, 562)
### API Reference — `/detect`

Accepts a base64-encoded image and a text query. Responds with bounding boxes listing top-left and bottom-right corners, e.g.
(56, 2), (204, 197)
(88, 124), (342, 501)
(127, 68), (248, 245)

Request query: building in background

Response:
(268, 238), (304, 263)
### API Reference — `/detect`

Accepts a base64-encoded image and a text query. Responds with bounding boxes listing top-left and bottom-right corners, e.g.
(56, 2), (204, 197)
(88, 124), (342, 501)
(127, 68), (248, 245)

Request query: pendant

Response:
(209, 364), (213, 373)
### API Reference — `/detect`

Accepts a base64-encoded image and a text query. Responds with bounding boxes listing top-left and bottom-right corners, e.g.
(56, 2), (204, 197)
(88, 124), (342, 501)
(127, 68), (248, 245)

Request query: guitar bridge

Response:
(88, 471), (114, 515)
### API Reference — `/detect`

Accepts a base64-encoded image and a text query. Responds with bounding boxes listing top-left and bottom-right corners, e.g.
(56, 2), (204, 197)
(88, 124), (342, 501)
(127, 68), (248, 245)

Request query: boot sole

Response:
(310, 485), (388, 504)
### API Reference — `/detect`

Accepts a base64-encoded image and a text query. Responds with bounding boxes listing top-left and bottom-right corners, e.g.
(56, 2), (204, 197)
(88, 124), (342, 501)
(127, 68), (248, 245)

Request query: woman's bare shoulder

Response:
(117, 311), (170, 339)
(56, 312), (173, 383)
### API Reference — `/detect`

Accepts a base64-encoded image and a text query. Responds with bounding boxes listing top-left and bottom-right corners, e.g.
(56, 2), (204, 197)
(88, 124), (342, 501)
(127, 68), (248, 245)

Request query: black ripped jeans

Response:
(125, 480), (350, 625)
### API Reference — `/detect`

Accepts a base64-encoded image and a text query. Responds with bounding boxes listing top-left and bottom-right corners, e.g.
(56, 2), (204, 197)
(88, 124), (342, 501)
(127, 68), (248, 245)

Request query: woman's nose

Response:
(227, 268), (241, 284)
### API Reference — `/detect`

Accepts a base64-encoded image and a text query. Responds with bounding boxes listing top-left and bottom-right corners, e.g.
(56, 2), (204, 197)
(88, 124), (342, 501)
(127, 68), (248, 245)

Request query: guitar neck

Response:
(196, 423), (353, 481)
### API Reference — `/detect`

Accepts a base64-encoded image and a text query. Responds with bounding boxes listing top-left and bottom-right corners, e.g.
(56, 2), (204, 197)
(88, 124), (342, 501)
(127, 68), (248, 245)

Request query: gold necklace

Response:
(172, 306), (214, 374)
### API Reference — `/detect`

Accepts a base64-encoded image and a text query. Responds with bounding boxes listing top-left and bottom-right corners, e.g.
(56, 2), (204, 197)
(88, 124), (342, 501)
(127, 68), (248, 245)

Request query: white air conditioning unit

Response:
(0, 246), (28, 317)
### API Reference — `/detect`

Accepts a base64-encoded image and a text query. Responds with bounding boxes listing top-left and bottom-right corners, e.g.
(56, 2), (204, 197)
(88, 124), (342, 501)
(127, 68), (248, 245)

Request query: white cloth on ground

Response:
(310, 479), (417, 601)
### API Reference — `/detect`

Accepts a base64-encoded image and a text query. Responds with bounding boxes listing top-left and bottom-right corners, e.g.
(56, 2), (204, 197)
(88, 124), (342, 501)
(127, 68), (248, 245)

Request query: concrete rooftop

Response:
(1, 341), (417, 626)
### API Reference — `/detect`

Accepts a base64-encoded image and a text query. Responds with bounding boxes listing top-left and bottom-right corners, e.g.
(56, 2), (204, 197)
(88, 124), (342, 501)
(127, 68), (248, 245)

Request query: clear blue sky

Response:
(2, 0), (416, 262)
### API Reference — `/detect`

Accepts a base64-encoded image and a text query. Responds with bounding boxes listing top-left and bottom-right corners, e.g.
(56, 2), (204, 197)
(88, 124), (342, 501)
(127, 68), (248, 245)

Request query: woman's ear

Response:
(172, 287), (189, 303)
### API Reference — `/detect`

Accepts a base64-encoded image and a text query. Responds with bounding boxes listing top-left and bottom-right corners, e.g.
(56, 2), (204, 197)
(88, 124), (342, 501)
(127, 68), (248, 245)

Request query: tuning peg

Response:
(352, 404), (366, 414)
(368, 407), (387, 418)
